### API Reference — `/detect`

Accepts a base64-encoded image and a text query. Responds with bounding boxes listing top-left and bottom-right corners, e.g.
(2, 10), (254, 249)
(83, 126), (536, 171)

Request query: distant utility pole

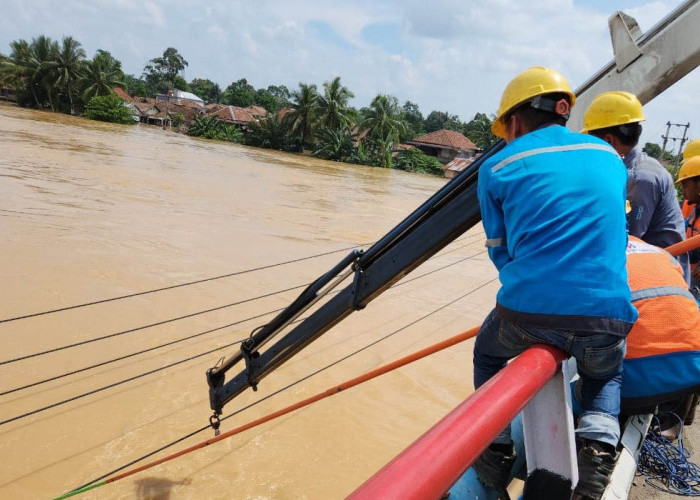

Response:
(659, 121), (691, 173)
(659, 122), (671, 161)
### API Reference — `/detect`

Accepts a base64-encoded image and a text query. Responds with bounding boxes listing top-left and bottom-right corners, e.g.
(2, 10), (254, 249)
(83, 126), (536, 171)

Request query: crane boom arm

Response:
(207, 0), (700, 416)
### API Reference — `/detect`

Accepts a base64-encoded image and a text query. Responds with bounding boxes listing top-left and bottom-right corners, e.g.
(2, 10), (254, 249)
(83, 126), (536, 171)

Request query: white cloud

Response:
(0, 0), (696, 146)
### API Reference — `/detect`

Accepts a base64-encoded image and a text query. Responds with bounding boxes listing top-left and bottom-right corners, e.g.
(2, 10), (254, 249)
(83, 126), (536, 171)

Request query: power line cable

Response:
(0, 283), (309, 366)
(0, 308), (282, 398)
(65, 278), (496, 494)
(2, 245), (487, 396)
(0, 245), (365, 325)
(0, 337), (244, 426)
(1, 232), (484, 328)
(0, 247), (489, 426)
(1, 235), (485, 368)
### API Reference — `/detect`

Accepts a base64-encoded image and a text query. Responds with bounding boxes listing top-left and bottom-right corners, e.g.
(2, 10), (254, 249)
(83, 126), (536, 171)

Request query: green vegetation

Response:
(6, 34), (569, 177)
(143, 47), (188, 96)
(84, 94), (134, 124)
(187, 115), (243, 142)
(246, 114), (293, 150)
(394, 148), (444, 175)
(3, 33), (683, 179)
(1, 36), (125, 113)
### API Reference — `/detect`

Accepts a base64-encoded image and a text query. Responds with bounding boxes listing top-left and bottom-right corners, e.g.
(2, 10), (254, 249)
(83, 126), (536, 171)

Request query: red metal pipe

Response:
(348, 344), (566, 500)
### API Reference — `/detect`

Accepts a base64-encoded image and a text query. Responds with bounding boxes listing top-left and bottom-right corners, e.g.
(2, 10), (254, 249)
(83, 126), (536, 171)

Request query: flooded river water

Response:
(0, 102), (497, 499)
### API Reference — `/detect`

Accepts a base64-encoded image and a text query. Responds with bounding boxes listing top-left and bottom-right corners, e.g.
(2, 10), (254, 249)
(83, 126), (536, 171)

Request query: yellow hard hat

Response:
(492, 66), (576, 138)
(677, 155), (700, 184)
(683, 139), (700, 161)
(581, 91), (644, 133)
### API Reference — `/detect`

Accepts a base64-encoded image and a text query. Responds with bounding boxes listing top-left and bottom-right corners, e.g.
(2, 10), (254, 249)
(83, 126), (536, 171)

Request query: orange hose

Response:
(98, 325), (480, 486)
(665, 234), (700, 257)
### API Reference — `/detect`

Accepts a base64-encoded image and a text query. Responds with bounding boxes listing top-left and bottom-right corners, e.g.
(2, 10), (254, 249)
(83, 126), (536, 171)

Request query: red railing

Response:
(348, 344), (567, 500)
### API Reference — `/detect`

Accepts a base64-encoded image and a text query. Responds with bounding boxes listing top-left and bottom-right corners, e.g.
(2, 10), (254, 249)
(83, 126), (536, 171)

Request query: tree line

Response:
(19, 36), (661, 175)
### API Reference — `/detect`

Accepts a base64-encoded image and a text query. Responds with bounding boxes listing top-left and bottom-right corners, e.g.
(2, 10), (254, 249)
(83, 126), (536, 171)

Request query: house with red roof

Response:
(406, 129), (479, 164)
(113, 87), (134, 102)
(205, 105), (257, 128)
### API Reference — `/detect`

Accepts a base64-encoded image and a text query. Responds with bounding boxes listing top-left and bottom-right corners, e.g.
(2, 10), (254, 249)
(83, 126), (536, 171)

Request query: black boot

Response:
(574, 440), (616, 500)
(473, 441), (516, 492)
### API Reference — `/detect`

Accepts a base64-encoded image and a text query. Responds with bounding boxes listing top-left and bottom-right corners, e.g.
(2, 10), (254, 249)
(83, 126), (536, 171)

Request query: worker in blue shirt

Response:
(473, 67), (637, 500)
(582, 91), (689, 283)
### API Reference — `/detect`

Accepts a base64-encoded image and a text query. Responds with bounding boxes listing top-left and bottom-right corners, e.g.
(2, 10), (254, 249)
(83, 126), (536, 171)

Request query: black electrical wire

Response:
(0, 337), (246, 426)
(1, 233), (486, 368)
(0, 244), (366, 325)
(2, 245), (490, 426)
(0, 283), (309, 366)
(67, 278), (497, 493)
(2, 244), (488, 397)
(1, 232), (484, 329)
(0, 308), (283, 398)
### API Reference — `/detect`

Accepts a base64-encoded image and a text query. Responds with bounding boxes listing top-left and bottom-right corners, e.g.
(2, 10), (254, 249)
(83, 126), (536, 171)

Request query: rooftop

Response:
(408, 129), (478, 151)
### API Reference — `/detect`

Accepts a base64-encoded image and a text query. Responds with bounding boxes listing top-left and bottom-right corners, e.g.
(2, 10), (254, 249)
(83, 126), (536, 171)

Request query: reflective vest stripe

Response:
(631, 285), (696, 303)
(485, 237), (505, 248)
(491, 143), (618, 173)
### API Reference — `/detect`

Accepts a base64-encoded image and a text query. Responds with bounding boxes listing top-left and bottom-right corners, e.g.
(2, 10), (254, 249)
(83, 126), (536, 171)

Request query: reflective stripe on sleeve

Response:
(491, 143), (618, 173)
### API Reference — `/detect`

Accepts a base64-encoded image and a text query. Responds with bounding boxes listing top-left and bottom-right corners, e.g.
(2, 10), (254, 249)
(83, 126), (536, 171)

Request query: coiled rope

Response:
(638, 412), (700, 496)
(55, 280), (495, 498)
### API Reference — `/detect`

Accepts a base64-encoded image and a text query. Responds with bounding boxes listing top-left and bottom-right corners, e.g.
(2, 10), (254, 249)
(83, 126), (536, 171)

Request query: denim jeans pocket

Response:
(581, 338), (626, 379)
(497, 320), (544, 353)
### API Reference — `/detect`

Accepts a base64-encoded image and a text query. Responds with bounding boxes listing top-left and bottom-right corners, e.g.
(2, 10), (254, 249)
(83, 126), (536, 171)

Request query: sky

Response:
(2, 0), (698, 153)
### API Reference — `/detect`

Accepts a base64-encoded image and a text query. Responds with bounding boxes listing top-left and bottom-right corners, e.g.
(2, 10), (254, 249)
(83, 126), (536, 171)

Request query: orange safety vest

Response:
(621, 237), (700, 407)
(625, 236), (700, 360)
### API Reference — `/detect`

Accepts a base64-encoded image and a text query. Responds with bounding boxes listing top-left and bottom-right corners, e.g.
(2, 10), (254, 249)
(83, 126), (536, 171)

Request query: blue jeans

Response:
(473, 309), (627, 447)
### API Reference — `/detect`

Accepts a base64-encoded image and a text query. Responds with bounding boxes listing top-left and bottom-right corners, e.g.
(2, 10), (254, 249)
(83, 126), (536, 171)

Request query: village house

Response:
(442, 153), (482, 179)
(156, 89), (205, 108)
(406, 129), (479, 164)
(112, 87), (272, 131)
(205, 105), (257, 129)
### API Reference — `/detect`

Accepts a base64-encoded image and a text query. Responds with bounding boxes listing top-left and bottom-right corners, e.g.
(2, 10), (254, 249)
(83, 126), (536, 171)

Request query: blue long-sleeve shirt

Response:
(478, 125), (637, 335)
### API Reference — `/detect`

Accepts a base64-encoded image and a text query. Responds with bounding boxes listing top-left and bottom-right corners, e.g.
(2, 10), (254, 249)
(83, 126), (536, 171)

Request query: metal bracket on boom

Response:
(609, 11), (643, 72)
(206, 248), (365, 415)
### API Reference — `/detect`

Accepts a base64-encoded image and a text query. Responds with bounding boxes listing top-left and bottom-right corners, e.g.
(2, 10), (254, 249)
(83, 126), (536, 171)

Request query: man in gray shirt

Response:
(582, 91), (689, 281)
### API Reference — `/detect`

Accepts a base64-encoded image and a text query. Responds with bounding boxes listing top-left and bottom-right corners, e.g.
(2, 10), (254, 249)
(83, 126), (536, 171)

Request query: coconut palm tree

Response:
(286, 82), (318, 150)
(463, 112), (498, 150)
(7, 37), (57, 109)
(246, 113), (293, 151)
(0, 51), (23, 91)
(49, 36), (86, 114)
(81, 50), (125, 102)
(31, 36), (59, 110)
(361, 94), (406, 142)
(359, 94), (407, 168)
(316, 76), (354, 130)
(313, 126), (356, 162)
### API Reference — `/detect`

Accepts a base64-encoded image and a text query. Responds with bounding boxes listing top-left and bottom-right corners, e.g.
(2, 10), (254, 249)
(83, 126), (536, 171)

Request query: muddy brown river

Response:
(0, 102), (496, 499)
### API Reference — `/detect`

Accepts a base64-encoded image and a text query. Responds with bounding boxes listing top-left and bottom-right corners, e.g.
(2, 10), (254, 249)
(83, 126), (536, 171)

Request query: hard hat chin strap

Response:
(530, 95), (571, 120)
